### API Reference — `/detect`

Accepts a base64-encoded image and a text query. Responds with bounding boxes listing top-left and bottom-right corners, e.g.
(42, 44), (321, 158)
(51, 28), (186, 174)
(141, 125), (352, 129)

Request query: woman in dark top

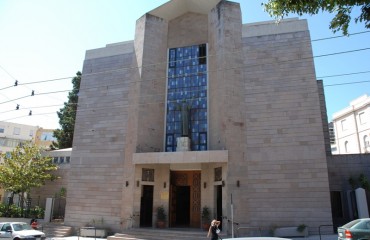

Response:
(207, 219), (221, 240)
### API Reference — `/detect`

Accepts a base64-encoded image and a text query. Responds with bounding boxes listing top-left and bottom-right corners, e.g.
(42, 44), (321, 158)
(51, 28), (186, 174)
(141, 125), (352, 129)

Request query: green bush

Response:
(30, 206), (45, 219)
(0, 203), (44, 218)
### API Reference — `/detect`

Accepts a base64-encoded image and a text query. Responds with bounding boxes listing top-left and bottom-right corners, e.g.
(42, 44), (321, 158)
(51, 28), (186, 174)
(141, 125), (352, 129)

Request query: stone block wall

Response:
(239, 19), (332, 232)
(64, 42), (138, 232)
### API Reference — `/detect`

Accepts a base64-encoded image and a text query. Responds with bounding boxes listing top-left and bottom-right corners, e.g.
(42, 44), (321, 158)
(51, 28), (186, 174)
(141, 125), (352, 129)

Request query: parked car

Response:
(338, 218), (370, 240)
(0, 222), (46, 240)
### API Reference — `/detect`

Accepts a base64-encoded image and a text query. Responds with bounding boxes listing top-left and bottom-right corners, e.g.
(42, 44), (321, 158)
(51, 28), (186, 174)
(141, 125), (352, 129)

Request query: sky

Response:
(0, 0), (369, 130)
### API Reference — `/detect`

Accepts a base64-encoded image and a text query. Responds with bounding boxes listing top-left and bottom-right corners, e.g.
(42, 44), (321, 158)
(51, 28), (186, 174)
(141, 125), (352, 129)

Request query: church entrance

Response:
(169, 171), (201, 228)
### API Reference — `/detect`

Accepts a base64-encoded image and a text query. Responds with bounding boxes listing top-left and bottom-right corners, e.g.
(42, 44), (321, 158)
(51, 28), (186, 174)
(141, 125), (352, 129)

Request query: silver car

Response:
(0, 222), (46, 240)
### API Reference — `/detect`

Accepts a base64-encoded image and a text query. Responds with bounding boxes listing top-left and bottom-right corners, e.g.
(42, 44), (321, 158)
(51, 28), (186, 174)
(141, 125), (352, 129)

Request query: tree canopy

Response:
(263, 0), (370, 35)
(52, 71), (81, 149)
(0, 142), (58, 213)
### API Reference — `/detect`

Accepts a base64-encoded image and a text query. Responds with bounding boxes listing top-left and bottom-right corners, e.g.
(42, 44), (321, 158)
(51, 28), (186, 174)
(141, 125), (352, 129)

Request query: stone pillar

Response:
(355, 188), (369, 218)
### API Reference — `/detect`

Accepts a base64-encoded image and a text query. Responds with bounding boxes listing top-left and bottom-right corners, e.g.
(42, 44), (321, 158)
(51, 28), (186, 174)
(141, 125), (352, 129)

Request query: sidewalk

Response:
(48, 235), (338, 240)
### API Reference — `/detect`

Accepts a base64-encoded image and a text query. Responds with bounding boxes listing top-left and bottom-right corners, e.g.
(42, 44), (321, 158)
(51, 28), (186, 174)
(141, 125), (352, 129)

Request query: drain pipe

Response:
(231, 194), (234, 238)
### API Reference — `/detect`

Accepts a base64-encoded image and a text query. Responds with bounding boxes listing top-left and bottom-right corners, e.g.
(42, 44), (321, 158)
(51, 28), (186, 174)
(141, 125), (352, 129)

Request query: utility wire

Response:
(311, 30), (370, 42)
(324, 80), (370, 87)
(0, 45), (369, 106)
(317, 70), (370, 79)
(0, 90), (71, 105)
(1, 30), (369, 90)
(1, 77), (369, 123)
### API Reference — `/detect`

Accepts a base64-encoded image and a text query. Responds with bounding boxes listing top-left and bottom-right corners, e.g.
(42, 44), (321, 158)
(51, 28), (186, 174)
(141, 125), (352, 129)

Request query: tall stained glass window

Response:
(166, 44), (207, 152)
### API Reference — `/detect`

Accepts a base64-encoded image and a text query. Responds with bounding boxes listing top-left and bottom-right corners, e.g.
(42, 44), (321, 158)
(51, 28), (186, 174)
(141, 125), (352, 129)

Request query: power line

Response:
(0, 45), (369, 107)
(1, 77), (369, 123)
(1, 30), (369, 90)
(317, 70), (370, 79)
(0, 90), (71, 105)
(324, 80), (370, 87)
(311, 30), (370, 42)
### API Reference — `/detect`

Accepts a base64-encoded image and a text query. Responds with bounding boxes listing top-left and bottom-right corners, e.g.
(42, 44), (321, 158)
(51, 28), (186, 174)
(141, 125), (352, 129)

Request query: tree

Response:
(263, 0), (370, 35)
(52, 71), (81, 149)
(0, 142), (58, 216)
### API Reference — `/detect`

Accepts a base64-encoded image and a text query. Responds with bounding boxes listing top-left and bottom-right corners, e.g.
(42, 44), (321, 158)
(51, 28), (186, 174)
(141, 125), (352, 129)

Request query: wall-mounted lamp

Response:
(126, 181), (129, 187)
(163, 182), (167, 188)
(203, 182), (207, 189)
(236, 180), (240, 187)
(137, 180), (140, 187)
(222, 180), (225, 187)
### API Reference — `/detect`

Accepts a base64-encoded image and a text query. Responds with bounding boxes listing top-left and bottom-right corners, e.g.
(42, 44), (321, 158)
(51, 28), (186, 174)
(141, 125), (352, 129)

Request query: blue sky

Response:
(0, 0), (369, 129)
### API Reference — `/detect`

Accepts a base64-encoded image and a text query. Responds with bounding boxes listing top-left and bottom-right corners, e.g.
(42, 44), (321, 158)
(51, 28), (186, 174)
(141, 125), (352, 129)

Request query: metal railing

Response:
(225, 219), (263, 237)
(237, 226), (263, 237)
(319, 224), (334, 240)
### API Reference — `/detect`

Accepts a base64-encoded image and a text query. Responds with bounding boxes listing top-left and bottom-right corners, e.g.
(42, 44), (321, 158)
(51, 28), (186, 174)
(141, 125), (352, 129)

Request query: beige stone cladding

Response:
(63, 0), (333, 234)
(241, 19), (332, 232)
(207, 1), (245, 231)
(64, 41), (138, 231)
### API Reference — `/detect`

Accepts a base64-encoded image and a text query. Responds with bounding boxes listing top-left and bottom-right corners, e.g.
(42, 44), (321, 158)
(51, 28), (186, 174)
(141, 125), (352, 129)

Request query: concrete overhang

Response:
(148, 0), (221, 21)
(133, 150), (228, 164)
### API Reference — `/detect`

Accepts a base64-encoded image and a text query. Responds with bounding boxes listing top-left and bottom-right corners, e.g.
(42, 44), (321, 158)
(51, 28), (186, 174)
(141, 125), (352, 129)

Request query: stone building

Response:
(64, 0), (333, 234)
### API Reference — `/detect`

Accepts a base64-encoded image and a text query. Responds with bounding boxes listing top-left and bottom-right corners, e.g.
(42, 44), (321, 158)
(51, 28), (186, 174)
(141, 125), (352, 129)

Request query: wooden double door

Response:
(169, 171), (201, 228)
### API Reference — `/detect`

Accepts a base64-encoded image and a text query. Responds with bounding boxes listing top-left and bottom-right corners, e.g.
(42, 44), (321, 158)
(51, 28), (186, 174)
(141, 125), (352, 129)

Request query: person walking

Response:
(207, 219), (221, 240)
(31, 219), (38, 229)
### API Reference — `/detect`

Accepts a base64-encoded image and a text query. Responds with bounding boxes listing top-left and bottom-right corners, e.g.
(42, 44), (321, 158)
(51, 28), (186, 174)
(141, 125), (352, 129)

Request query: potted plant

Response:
(156, 206), (166, 228)
(201, 206), (211, 231)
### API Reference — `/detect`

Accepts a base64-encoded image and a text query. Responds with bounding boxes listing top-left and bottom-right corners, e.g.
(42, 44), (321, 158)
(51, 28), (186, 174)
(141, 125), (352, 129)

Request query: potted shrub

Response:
(202, 206), (211, 231)
(156, 206), (166, 228)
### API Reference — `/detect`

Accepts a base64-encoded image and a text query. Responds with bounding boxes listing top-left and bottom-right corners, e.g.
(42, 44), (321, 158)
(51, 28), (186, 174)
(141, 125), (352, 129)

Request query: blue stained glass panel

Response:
(166, 44), (207, 152)
(200, 134), (206, 144)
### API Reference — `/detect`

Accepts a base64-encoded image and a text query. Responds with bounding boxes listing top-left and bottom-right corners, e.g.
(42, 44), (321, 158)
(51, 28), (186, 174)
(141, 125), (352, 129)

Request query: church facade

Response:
(65, 0), (333, 234)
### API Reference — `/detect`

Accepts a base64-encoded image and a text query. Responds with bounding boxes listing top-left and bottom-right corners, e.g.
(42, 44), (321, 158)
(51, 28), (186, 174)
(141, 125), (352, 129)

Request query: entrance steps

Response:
(108, 228), (210, 240)
(40, 222), (73, 238)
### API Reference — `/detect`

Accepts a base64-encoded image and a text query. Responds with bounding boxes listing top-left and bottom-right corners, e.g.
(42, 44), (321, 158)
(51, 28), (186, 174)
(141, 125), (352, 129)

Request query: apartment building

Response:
(332, 94), (370, 154)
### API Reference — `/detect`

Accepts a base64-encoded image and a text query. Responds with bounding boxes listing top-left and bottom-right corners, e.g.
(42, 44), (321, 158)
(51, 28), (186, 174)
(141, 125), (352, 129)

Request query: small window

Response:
(199, 44), (207, 65)
(60, 157), (65, 164)
(0, 127), (4, 133)
(142, 168), (154, 182)
(359, 112), (366, 124)
(364, 136), (369, 147)
(214, 167), (222, 181)
(13, 127), (20, 135)
(345, 141), (349, 153)
(53, 157), (59, 164)
(66, 156), (70, 163)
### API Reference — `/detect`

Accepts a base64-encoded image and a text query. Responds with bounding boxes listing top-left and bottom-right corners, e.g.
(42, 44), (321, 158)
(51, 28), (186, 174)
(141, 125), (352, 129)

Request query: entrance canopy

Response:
(133, 150), (228, 164)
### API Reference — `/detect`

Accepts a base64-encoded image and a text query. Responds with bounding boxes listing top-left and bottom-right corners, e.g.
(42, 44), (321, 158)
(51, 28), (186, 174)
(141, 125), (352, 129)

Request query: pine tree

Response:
(52, 71), (81, 149)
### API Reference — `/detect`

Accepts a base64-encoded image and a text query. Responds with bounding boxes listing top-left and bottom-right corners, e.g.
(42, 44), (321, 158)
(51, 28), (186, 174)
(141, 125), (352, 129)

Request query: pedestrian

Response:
(31, 219), (38, 229)
(207, 219), (221, 240)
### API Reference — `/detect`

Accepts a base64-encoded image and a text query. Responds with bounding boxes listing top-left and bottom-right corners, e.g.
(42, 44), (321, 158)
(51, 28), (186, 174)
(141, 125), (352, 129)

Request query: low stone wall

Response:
(327, 154), (370, 191)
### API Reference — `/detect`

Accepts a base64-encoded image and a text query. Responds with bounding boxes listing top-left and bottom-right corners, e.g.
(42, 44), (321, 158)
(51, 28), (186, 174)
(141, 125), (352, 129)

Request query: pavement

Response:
(48, 235), (338, 240)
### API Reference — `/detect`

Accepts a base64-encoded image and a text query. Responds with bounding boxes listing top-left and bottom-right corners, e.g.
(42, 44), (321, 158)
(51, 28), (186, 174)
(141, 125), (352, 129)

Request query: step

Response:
(108, 228), (211, 240)
(40, 223), (73, 238)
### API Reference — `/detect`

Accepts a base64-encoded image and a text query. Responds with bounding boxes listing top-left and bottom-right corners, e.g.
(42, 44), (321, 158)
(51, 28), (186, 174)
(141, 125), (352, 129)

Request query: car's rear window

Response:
(342, 219), (361, 228)
(352, 220), (370, 230)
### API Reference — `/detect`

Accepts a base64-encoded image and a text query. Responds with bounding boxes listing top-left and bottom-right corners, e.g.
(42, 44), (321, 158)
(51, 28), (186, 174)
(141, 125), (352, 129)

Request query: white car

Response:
(0, 222), (46, 240)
